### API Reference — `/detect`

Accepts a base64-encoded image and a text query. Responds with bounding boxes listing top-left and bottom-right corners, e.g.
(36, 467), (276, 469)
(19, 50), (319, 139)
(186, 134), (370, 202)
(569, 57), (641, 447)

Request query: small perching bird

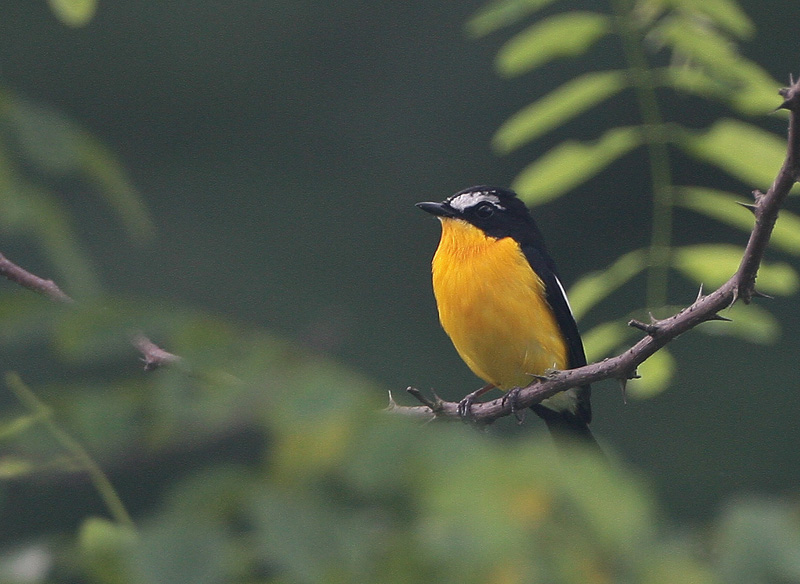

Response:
(417, 186), (598, 449)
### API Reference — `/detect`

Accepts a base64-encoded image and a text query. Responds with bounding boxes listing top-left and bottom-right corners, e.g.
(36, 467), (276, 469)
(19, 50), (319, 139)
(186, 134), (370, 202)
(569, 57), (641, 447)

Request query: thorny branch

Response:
(389, 78), (800, 423)
(0, 252), (180, 370)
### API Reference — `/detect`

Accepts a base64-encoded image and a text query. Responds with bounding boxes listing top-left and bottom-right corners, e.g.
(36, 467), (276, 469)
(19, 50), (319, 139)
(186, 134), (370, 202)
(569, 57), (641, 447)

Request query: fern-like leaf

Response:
(493, 70), (628, 153)
(496, 12), (613, 77)
(513, 126), (642, 204)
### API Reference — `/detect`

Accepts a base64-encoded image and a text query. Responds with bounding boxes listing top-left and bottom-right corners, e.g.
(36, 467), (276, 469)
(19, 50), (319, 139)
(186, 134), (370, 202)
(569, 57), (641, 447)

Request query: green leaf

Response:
(716, 498), (800, 583)
(676, 187), (753, 227)
(76, 132), (155, 242)
(53, 302), (143, 364)
(4, 91), (153, 242)
(556, 448), (654, 551)
(132, 513), (234, 584)
(639, 556), (718, 584)
(729, 69), (784, 114)
(653, 16), (781, 114)
(581, 321), (633, 362)
(677, 187), (800, 255)
(720, 58), (785, 115)
(493, 70), (627, 153)
(79, 517), (138, 584)
(250, 488), (384, 583)
(626, 348), (676, 399)
(0, 414), (40, 441)
(0, 292), (65, 350)
(673, 243), (800, 295)
(513, 126), (642, 205)
(47, 0), (97, 27)
(496, 12), (612, 77)
(660, 65), (728, 99)
(652, 16), (747, 81)
(676, 187), (755, 230)
(466, 0), (560, 37)
(699, 303), (780, 344)
(668, 0), (754, 39)
(6, 94), (83, 174)
(677, 119), (786, 188)
(568, 249), (647, 321)
(770, 211), (800, 256)
(661, 66), (782, 115)
(0, 455), (35, 479)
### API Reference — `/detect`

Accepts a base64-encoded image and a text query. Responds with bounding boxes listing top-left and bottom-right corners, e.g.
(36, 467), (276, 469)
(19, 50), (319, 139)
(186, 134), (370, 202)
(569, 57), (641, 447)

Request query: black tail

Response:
(531, 405), (604, 456)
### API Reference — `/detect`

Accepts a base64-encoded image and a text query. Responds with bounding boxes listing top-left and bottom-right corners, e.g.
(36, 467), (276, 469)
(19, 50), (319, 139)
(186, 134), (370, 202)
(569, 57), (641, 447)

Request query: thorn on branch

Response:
(618, 378), (628, 404)
(406, 386), (445, 413)
(705, 313), (732, 323)
(695, 284), (705, 302)
(736, 200), (758, 215)
(725, 285), (740, 309)
(737, 276), (760, 305)
(778, 82), (800, 111)
(777, 77), (800, 110)
(628, 319), (660, 335)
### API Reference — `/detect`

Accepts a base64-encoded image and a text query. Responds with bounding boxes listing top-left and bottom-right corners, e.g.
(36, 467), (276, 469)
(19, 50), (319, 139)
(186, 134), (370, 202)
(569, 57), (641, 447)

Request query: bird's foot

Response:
(502, 387), (527, 424)
(456, 383), (494, 421)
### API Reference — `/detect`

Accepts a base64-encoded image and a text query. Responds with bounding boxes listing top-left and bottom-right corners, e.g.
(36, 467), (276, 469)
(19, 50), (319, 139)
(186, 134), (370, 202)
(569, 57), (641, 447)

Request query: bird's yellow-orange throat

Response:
(431, 217), (568, 390)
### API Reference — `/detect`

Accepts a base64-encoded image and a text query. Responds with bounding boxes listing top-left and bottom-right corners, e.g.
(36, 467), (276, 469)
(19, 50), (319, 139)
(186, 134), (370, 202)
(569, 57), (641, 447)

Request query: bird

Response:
(417, 185), (598, 449)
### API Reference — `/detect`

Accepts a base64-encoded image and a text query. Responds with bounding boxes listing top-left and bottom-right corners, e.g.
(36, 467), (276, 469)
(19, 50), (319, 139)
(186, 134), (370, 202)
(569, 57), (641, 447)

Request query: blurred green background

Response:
(2, 0), (800, 582)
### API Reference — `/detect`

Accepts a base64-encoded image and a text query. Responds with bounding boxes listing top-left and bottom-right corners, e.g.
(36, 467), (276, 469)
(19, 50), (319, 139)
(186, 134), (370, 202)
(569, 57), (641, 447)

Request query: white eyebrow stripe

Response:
(447, 191), (505, 212)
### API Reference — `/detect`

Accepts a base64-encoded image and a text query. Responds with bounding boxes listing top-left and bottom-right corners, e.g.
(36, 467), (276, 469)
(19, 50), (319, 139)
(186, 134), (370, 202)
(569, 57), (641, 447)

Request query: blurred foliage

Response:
(0, 85), (153, 300)
(1, 0), (148, 289)
(1, 1), (800, 583)
(468, 0), (800, 397)
(3, 314), (800, 582)
(46, 0), (97, 28)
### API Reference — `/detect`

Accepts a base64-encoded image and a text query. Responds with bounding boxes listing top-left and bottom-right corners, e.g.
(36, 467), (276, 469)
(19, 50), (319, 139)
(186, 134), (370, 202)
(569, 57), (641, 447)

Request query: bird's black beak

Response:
(416, 201), (454, 217)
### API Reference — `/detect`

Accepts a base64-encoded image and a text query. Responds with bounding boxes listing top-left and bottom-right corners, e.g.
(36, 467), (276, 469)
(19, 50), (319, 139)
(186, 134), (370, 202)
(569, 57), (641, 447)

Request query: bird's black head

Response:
(416, 185), (543, 244)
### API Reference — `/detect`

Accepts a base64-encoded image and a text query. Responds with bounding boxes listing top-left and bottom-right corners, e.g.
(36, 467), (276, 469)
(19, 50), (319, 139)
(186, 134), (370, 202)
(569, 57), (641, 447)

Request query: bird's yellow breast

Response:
(431, 217), (567, 390)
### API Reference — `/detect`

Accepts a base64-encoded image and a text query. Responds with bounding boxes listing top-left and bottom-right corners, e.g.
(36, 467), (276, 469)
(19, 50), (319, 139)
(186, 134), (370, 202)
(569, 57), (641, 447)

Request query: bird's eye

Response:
(474, 202), (495, 218)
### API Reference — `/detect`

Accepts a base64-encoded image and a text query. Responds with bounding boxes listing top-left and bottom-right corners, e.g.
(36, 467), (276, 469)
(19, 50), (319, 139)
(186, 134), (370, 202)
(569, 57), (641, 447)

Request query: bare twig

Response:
(0, 252), (74, 304)
(131, 333), (182, 371)
(393, 78), (800, 423)
(0, 252), (180, 370)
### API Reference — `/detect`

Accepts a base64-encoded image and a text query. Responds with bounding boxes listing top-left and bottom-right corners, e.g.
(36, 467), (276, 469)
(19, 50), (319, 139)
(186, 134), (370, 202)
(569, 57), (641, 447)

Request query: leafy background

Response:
(2, 0), (800, 582)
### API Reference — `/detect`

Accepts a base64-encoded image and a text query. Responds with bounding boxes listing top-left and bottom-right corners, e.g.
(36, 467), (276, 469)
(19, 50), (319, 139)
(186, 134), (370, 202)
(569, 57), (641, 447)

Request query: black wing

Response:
(520, 241), (592, 425)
